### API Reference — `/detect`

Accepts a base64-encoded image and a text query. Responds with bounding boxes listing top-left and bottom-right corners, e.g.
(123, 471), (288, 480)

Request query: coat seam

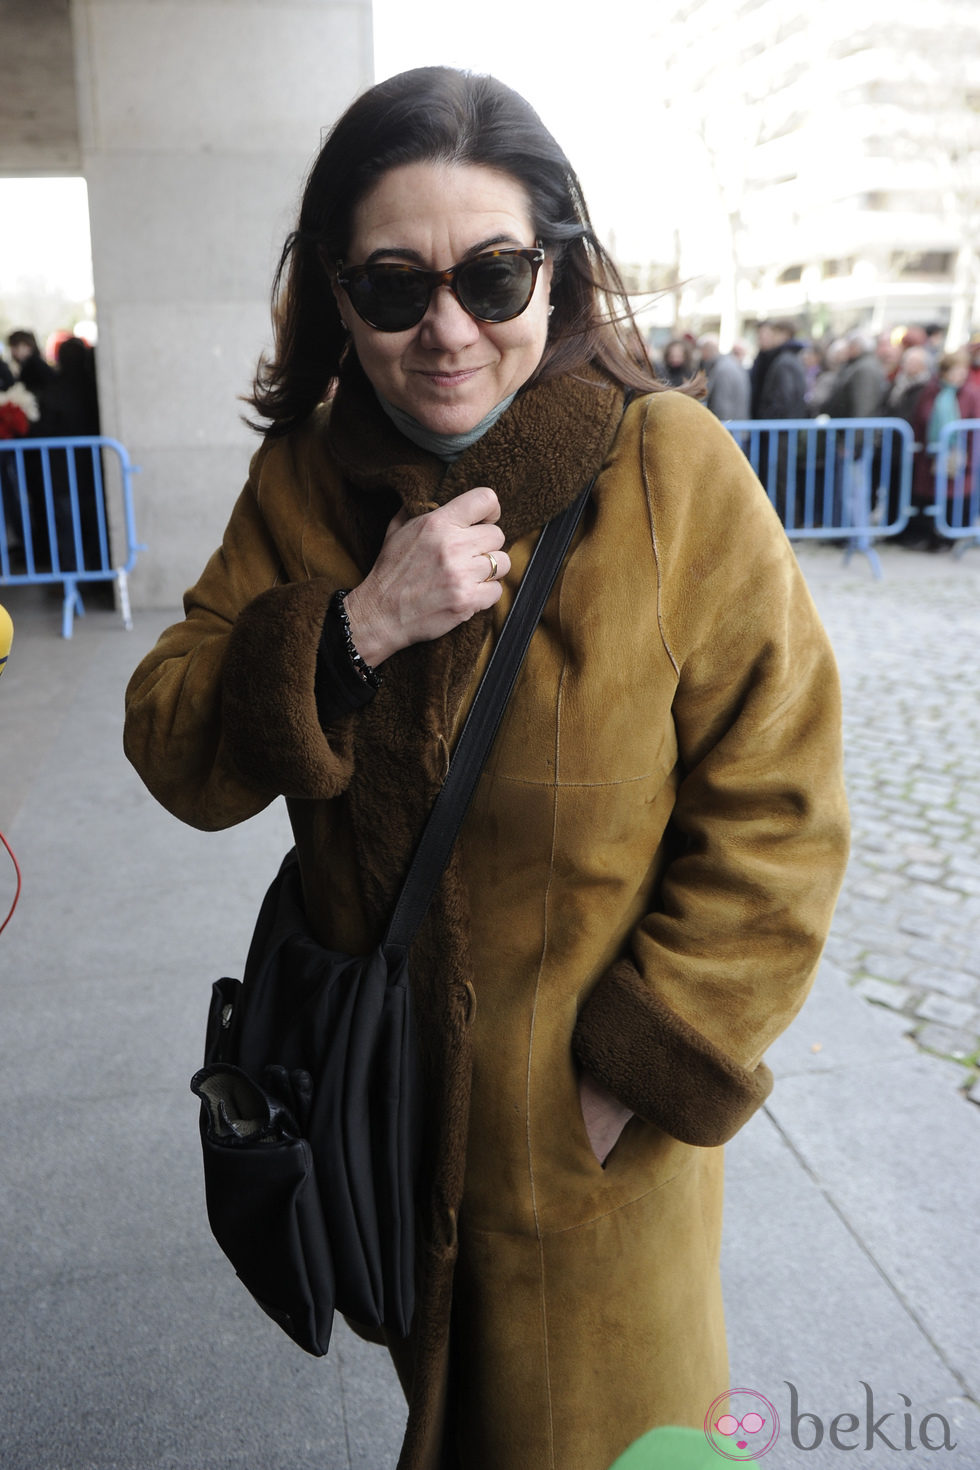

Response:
(487, 770), (665, 790)
(640, 397), (680, 679)
(461, 1155), (700, 1241)
(522, 589), (570, 1470)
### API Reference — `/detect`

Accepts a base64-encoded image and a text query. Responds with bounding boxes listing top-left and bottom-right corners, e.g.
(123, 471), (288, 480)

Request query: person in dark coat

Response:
(750, 320), (807, 420)
(884, 346), (933, 537)
(43, 338), (105, 571)
(45, 337), (101, 438)
(0, 353), (21, 551)
(749, 320), (808, 524)
(7, 330), (56, 403)
(825, 331), (888, 422)
(6, 331), (59, 567)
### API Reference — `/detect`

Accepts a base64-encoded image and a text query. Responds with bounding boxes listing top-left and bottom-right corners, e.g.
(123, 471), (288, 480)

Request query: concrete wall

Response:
(67, 0), (373, 604)
(0, 0), (82, 174)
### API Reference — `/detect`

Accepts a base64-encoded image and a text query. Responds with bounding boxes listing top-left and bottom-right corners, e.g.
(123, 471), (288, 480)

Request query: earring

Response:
(548, 305), (555, 318)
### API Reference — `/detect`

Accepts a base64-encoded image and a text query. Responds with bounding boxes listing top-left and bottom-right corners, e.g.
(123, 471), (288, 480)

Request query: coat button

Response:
(462, 980), (477, 1025)
(436, 1206), (458, 1254)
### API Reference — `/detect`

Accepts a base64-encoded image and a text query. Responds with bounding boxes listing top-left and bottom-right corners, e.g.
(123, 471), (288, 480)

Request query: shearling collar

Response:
(327, 355), (625, 543)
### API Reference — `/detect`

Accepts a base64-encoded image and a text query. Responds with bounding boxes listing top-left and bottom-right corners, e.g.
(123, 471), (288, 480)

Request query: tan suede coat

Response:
(124, 364), (849, 1470)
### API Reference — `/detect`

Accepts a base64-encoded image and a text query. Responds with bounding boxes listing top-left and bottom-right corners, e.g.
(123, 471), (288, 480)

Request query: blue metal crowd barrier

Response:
(0, 436), (144, 637)
(931, 419), (980, 558)
(725, 418), (917, 578)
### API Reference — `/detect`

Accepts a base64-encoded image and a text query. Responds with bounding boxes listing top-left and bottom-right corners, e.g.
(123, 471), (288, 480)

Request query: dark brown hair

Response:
(246, 66), (664, 436)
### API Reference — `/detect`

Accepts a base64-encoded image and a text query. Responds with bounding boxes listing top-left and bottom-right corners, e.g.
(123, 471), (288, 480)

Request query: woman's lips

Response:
(417, 366), (482, 388)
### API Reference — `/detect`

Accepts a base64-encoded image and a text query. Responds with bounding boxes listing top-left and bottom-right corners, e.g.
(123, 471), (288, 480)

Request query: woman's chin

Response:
(425, 411), (484, 436)
(403, 398), (490, 437)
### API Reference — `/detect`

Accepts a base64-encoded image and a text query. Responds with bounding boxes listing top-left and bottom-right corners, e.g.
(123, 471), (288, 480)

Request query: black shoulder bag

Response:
(190, 480), (591, 1357)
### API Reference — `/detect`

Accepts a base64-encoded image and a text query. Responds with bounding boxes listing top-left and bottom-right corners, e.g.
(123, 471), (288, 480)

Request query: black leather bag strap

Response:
(384, 477), (593, 952)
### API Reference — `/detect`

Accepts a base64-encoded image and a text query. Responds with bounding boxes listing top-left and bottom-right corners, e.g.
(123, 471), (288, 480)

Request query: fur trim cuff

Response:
(222, 580), (356, 799)
(572, 960), (774, 1147)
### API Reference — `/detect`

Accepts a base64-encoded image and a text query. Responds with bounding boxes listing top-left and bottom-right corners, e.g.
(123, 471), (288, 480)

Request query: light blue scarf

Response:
(927, 383), (959, 449)
(376, 391), (516, 462)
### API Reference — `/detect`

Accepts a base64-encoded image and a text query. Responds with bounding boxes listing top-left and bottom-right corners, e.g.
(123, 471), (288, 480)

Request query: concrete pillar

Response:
(70, 0), (373, 604)
(0, 0), (81, 175)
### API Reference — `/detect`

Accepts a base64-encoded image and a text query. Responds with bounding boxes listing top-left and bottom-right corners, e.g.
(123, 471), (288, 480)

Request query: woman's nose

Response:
(418, 284), (481, 351)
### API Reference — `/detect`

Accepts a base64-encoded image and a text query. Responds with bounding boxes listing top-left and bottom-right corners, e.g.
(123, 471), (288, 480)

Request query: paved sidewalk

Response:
(0, 546), (978, 1468)
(797, 541), (980, 1102)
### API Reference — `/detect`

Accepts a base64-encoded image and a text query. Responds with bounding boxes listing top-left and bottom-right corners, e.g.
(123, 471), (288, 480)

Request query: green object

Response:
(609, 1425), (759, 1468)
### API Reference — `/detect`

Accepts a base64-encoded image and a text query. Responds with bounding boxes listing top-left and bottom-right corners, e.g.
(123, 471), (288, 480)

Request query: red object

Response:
(0, 403), (29, 439)
(0, 830), (20, 936)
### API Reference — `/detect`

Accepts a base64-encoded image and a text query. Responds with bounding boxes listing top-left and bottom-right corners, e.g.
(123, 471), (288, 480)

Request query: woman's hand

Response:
(579, 1071), (634, 1167)
(344, 487), (512, 668)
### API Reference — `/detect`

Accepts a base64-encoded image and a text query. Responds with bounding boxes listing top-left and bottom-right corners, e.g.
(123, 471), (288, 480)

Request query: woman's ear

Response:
(330, 279), (350, 332)
(319, 244), (350, 330)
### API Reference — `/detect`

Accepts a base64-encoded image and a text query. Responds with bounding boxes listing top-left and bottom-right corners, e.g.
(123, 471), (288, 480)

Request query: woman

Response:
(124, 67), (849, 1470)
(658, 336), (694, 388)
(911, 350), (980, 545)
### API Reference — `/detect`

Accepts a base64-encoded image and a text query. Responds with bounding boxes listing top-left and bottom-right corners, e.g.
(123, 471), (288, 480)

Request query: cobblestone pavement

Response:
(797, 541), (980, 1107)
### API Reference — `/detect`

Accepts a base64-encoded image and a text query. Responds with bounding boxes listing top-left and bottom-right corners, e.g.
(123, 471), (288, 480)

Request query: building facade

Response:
(644, 0), (980, 345)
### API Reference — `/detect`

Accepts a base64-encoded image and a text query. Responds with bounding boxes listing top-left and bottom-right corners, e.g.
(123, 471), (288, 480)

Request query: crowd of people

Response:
(648, 322), (980, 549)
(4, 315), (978, 557)
(0, 328), (101, 439)
(0, 328), (104, 573)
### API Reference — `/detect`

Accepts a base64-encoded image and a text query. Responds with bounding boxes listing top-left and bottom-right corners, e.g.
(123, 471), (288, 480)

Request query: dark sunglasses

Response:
(335, 246), (546, 332)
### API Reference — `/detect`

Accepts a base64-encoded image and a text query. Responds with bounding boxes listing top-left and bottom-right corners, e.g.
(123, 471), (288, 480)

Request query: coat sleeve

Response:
(123, 443), (359, 831)
(572, 395), (850, 1147)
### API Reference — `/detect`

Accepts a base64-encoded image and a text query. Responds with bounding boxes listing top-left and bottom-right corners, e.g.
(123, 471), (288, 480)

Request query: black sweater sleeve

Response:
(314, 600), (379, 727)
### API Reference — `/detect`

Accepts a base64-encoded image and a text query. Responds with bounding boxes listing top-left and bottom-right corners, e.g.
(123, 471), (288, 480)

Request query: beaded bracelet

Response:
(331, 588), (383, 690)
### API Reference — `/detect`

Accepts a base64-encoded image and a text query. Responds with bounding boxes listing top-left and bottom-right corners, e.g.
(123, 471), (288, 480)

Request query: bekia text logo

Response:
(704, 1388), (779, 1461)
(704, 1382), (958, 1458)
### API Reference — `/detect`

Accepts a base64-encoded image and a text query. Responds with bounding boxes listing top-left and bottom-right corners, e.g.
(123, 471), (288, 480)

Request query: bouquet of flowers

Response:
(0, 382), (40, 440)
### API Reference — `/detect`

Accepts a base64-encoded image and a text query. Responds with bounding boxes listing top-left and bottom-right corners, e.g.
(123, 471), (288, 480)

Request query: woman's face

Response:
(336, 161), (553, 435)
